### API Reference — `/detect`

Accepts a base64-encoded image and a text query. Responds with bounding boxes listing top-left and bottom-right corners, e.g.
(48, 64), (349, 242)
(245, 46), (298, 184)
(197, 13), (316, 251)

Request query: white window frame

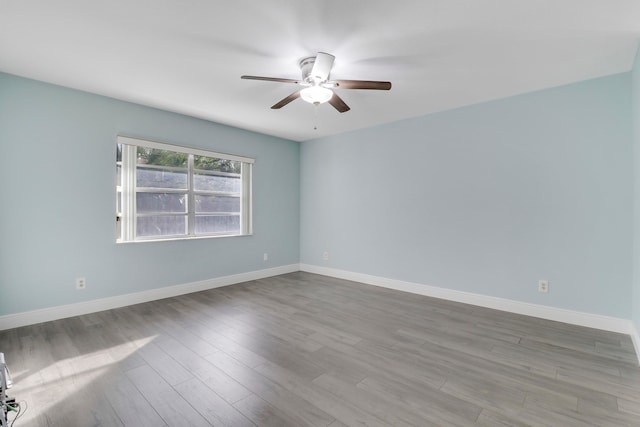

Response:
(116, 136), (253, 243)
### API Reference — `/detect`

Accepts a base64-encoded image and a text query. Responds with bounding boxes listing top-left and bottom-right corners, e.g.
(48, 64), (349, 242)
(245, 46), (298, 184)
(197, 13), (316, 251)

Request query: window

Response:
(116, 136), (253, 242)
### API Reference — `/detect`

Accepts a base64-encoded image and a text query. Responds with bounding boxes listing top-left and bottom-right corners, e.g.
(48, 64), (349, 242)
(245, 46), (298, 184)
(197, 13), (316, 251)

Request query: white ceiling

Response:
(1, 1), (639, 142)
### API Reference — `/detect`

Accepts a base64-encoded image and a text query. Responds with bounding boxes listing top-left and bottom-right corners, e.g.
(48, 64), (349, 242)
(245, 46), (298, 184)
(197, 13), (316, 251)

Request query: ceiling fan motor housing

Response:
(300, 56), (321, 84)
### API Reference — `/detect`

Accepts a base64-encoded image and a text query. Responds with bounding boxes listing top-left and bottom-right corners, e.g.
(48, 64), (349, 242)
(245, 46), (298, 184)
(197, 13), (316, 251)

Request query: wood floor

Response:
(1, 272), (640, 426)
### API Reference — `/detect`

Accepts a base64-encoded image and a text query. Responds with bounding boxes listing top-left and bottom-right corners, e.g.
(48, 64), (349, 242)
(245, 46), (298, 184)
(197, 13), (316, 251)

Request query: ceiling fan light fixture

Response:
(300, 86), (333, 104)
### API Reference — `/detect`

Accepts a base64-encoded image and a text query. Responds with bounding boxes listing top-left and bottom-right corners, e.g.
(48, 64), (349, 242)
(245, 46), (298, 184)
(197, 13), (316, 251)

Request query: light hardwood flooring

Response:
(1, 272), (640, 426)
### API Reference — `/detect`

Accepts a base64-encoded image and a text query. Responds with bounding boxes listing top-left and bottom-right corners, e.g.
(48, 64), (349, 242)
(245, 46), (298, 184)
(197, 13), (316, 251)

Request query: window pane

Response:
(138, 147), (187, 167)
(195, 194), (240, 213)
(136, 166), (187, 189)
(116, 144), (122, 187)
(116, 164), (122, 186)
(137, 215), (187, 237)
(137, 193), (186, 213)
(195, 215), (240, 234)
(194, 156), (240, 173)
(194, 173), (241, 192)
(194, 155), (241, 192)
(136, 147), (188, 189)
(116, 192), (122, 239)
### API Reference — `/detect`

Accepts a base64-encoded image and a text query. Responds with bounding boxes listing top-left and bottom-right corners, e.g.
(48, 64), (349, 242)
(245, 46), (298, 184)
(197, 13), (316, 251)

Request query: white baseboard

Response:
(631, 324), (640, 366)
(3, 262), (639, 365)
(299, 264), (635, 337)
(0, 264), (299, 331)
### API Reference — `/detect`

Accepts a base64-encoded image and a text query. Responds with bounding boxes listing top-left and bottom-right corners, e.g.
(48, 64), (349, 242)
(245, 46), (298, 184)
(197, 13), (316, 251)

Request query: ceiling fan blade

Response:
(310, 52), (335, 82)
(328, 92), (350, 113)
(241, 75), (301, 84)
(271, 91), (301, 109)
(333, 80), (392, 90)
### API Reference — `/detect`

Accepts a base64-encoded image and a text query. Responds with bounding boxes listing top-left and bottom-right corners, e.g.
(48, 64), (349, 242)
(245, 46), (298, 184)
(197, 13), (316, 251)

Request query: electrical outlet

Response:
(322, 251), (329, 261)
(76, 277), (86, 290)
(538, 279), (549, 293)
(263, 253), (268, 262)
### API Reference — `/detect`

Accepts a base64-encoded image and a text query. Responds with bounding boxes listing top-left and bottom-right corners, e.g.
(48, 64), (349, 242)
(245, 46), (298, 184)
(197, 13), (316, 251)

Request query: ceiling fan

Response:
(241, 52), (391, 113)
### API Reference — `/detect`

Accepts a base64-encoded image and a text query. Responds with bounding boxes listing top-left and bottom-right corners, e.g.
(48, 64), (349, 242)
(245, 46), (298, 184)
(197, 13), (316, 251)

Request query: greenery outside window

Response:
(116, 136), (253, 242)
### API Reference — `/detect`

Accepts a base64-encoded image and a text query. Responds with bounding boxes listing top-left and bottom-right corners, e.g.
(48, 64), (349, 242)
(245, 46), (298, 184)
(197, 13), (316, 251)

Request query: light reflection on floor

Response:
(8, 335), (157, 425)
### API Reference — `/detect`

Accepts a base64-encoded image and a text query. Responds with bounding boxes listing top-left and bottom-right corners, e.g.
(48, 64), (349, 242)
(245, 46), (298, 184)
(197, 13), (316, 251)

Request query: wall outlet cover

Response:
(538, 280), (549, 293)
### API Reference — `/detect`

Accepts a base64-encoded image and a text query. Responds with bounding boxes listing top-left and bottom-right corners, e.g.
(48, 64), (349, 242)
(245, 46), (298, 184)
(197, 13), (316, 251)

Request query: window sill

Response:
(116, 233), (253, 244)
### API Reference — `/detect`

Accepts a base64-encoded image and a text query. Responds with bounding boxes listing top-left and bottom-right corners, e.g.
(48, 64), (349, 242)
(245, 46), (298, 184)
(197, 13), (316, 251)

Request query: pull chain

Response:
(313, 102), (319, 130)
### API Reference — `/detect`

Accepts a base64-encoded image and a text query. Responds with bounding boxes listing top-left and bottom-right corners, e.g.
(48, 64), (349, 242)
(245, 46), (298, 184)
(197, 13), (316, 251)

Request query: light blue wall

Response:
(301, 73), (633, 318)
(633, 49), (640, 332)
(0, 73), (300, 315)
(1, 70), (635, 321)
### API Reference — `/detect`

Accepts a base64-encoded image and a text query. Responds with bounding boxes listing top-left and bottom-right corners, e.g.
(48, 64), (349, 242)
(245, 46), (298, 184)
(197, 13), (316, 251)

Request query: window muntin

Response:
(116, 136), (253, 242)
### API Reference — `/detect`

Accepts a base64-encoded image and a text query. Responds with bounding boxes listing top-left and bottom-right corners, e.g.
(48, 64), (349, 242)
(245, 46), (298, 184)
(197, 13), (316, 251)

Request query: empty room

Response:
(2, 1), (640, 426)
